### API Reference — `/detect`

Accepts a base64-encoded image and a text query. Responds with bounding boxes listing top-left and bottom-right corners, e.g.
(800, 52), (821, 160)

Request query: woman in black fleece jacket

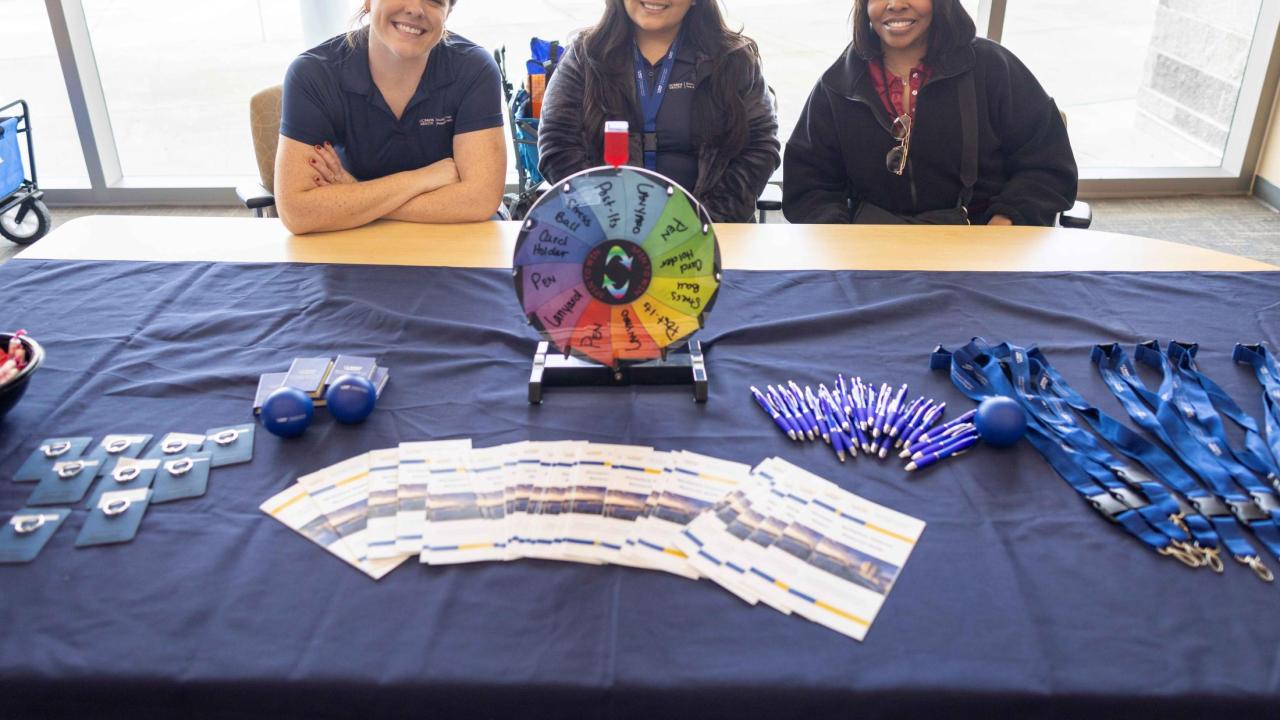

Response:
(784, 0), (1077, 226)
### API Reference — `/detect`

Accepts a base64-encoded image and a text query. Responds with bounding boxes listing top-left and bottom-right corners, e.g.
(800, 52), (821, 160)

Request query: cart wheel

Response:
(0, 199), (52, 245)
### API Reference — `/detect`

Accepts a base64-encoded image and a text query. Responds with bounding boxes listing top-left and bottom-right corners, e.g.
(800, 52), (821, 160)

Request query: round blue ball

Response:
(261, 386), (314, 438)
(975, 397), (1027, 448)
(325, 374), (378, 424)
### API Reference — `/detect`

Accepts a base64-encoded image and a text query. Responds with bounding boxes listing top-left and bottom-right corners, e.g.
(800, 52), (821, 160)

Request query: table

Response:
(3, 217), (1279, 720)
(21, 215), (1277, 271)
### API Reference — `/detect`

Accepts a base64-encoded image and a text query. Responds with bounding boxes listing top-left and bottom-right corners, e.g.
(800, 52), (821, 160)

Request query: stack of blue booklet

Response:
(253, 355), (389, 414)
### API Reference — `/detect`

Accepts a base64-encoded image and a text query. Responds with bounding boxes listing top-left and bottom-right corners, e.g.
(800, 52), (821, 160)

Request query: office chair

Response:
(755, 86), (782, 223)
(237, 85), (282, 218)
(757, 182), (782, 223)
(1058, 110), (1092, 229)
(1060, 200), (1092, 229)
(232, 84), (517, 222)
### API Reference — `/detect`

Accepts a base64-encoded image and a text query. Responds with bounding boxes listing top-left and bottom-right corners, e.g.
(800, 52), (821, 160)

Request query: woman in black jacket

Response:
(538, 0), (781, 223)
(784, 0), (1077, 226)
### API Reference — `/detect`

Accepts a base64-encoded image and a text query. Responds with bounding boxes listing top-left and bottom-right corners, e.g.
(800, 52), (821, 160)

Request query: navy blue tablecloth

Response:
(1, 258), (1279, 720)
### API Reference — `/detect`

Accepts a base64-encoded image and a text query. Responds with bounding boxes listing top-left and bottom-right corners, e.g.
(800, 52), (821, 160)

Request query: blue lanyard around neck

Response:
(632, 30), (683, 172)
(1235, 343), (1280, 470)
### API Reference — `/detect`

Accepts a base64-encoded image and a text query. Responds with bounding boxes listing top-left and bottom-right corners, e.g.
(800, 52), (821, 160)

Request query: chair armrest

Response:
(236, 183), (276, 211)
(756, 183), (783, 211)
(1059, 200), (1092, 229)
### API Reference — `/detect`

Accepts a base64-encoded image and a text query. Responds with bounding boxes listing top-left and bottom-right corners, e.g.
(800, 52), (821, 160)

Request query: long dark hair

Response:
(851, 0), (976, 62)
(577, 0), (758, 160)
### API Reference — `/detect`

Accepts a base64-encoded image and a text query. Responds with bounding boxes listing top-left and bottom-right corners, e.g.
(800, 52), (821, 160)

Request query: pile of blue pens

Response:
(749, 376), (980, 472)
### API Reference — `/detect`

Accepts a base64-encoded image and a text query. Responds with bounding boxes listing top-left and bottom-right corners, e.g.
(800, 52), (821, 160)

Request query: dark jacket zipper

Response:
(909, 89), (921, 211)
(848, 78), (924, 212)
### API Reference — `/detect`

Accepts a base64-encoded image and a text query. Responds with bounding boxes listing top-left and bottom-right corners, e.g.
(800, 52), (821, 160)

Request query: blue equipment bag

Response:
(512, 38), (563, 188)
(0, 118), (23, 198)
(525, 37), (565, 76)
(511, 88), (542, 186)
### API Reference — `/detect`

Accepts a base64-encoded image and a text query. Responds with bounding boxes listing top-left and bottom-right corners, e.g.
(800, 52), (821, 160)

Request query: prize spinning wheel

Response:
(513, 166), (721, 369)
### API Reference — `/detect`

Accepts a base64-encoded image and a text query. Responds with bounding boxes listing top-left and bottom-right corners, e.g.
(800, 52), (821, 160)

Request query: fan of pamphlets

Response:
(262, 440), (926, 642)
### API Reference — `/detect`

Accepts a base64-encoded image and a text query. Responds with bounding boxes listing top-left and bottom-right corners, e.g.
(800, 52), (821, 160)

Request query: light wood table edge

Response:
(17, 215), (1278, 272)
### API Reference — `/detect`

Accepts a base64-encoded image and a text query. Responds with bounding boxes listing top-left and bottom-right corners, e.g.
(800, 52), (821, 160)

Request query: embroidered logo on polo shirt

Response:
(667, 81), (696, 91)
(419, 115), (455, 127)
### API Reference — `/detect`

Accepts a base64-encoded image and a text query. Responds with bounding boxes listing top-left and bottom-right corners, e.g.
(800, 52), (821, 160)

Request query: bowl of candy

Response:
(0, 331), (43, 421)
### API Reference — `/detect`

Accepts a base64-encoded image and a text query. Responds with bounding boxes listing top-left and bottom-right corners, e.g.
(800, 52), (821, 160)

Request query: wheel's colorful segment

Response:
(513, 166), (721, 369)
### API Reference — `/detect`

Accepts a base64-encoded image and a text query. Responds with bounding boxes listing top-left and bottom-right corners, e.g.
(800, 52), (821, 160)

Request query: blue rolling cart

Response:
(0, 99), (52, 245)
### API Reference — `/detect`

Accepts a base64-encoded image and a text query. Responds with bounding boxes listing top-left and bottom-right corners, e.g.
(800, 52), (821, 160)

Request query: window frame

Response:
(35, 0), (1280, 204)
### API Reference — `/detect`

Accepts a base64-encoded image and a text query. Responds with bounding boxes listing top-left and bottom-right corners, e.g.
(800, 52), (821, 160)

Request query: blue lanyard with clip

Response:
(1023, 347), (1225, 568)
(1133, 342), (1278, 500)
(995, 343), (1199, 557)
(996, 344), (1223, 571)
(931, 339), (1200, 567)
(1235, 343), (1280, 470)
(1094, 343), (1276, 581)
(1165, 342), (1280, 484)
(632, 30), (683, 172)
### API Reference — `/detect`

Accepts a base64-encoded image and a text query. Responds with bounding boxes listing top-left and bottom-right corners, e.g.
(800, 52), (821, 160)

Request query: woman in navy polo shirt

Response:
(275, 0), (506, 234)
(783, 0), (1077, 226)
(537, 0), (780, 223)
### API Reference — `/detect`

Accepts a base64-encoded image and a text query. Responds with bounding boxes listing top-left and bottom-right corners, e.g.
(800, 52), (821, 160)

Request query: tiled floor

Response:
(3, 196), (1280, 266)
(1077, 196), (1280, 266)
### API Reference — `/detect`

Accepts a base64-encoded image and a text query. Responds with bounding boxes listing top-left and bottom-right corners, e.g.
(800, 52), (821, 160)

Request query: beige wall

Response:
(1256, 87), (1280, 187)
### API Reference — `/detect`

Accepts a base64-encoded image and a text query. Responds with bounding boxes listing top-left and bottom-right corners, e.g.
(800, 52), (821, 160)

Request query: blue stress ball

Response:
(261, 386), (314, 438)
(325, 374), (378, 424)
(975, 397), (1027, 448)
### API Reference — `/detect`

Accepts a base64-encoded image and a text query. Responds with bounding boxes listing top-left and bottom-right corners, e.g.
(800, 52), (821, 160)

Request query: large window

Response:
(1, 0), (89, 186)
(1002, 0), (1264, 170)
(79, 0), (307, 181)
(23, 0), (1280, 201)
